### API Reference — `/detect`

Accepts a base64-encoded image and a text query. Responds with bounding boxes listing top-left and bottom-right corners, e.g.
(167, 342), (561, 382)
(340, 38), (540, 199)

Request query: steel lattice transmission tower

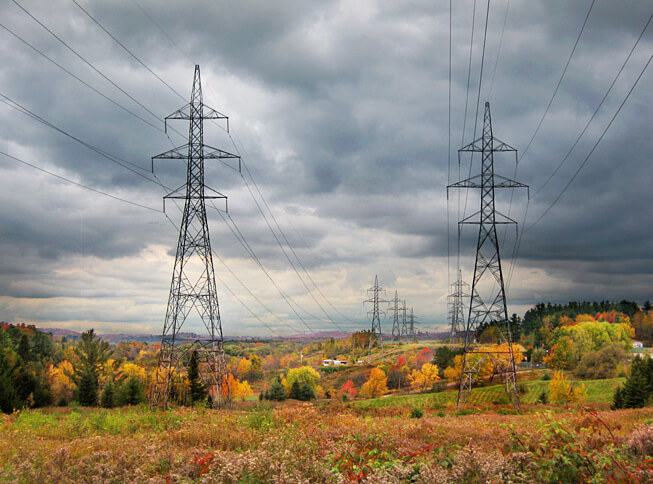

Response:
(448, 269), (469, 338)
(150, 65), (239, 409)
(389, 290), (402, 340)
(401, 299), (408, 337)
(408, 308), (418, 343)
(448, 102), (528, 408)
(363, 275), (388, 350)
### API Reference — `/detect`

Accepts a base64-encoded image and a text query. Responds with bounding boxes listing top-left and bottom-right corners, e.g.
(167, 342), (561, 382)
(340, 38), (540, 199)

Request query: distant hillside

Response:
(36, 327), (283, 343)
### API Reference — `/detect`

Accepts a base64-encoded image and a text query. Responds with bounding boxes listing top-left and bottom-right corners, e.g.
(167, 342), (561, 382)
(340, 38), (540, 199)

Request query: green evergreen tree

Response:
(187, 350), (206, 404)
(78, 372), (99, 406)
(289, 380), (314, 401)
(613, 355), (653, 409)
(18, 334), (30, 361)
(611, 386), (624, 410)
(120, 377), (145, 406)
(267, 376), (287, 401)
(101, 383), (115, 408)
(73, 329), (112, 407)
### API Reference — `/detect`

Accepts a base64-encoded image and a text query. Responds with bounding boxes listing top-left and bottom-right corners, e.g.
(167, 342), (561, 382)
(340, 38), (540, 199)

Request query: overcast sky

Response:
(0, 0), (651, 337)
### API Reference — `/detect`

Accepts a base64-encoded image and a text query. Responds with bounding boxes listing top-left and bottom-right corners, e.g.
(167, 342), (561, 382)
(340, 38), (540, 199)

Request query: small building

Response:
(633, 341), (644, 349)
(322, 359), (348, 366)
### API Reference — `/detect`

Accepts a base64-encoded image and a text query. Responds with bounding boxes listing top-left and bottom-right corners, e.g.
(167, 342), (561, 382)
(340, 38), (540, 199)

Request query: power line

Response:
(460, 0), (490, 244)
(11, 0), (165, 126)
(460, 0), (478, 148)
(526, 51), (652, 232)
(472, 0), (491, 136)
(130, 0), (192, 63)
(161, 213), (286, 338)
(520, 0), (596, 163)
(534, 11), (653, 198)
(488, 0), (511, 100)
(1, 79), (322, 338)
(215, 208), (320, 332)
(0, 150), (161, 212)
(119, 0), (352, 330)
(501, 0), (596, 283)
(0, 91), (317, 334)
(71, 0), (187, 102)
(0, 22), (164, 134)
(13, 0), (348, 332)
(3, 95), (319, 335)
(227, 133), (351, 329)
(506, 14), (653, 289)
(446, 0), (452, 300)
(0, 92), (156, 182)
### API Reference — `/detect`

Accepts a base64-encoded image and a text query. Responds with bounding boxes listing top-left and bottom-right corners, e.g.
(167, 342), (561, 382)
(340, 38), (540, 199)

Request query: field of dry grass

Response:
(1, 400), (652, 483)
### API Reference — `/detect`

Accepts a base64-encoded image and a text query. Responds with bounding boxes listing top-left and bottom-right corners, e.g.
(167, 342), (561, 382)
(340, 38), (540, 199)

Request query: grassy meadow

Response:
(1, 393), (652, 483)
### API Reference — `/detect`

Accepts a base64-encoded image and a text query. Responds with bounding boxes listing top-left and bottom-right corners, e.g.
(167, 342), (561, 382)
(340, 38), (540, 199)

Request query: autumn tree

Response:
(221, 373), (253, 401)
(48, 360), (76, 405)
(549, 371), (587, 404)
(574, 343), (628, 380)
(285, 366), (320, 394)
(433, 347), (463, 377)
(360, 367), (388, 398)
(339, 379), (358, 400)
(408, 363), (440, 391)
(545, 336), (577, 370)
(632, 310), (653, 346)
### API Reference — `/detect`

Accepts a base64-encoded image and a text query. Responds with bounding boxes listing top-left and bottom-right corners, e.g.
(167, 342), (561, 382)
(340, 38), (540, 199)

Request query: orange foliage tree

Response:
(221, 373), (253, 401)
(408, 362), (440, 391)
(360, 367), (388, 398)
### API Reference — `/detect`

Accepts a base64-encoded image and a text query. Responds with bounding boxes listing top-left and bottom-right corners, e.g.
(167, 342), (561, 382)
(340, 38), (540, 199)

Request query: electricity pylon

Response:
(150, 65), (239, 409)
(401, 299), (408, 337)
(448, 102), (528, 408)
(408, 308), (418, 343)
(389, 290), (402, 340)
(448, 269), (469, 338)
(364, 275), (387, 350)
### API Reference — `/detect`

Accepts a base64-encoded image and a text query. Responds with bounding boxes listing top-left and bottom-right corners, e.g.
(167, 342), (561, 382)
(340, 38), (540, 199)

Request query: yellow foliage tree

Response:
(120, 362), (146, 380)
(360, 367), (389, 398)
(284, 366), (321, 393)
(408, 363), (440, 390)
(222, 373), (253, 401)
(443, 355), (463, 382)
(549, 370), (587, 404)
(48, 360), (77, 404)
(235, 358), (252, 379)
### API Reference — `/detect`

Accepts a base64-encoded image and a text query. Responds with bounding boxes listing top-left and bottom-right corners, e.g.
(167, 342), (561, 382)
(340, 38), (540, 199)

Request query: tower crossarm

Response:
(458, 209), (519, 225)
(448, 174), (528, 191)
(459, 136), (517, 153)
(152, 144), (239, 161)
(164, 103), (230, 133)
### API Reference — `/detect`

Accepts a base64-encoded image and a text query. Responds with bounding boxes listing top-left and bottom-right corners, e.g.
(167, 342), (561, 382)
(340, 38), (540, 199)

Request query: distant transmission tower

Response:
(408, 308), (418, 343)
(447, 269), (469, 338)
(448, 102), (528, 408)
(390, 290), (402, 340)
(401, 299), (408, 337)
(364, 275), (387, 350)
(150, 65), (239, 409)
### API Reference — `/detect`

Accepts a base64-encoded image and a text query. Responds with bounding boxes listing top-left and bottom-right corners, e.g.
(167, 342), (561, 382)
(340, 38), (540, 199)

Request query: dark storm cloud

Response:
(0, 0), (651, 333)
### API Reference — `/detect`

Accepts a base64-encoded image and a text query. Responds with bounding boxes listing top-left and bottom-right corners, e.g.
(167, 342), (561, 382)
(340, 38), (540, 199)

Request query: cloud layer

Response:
(0, 0), (651, 336)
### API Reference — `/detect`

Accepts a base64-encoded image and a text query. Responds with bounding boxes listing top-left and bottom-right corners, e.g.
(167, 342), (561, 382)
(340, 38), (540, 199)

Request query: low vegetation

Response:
(1, 300), (653, 481)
